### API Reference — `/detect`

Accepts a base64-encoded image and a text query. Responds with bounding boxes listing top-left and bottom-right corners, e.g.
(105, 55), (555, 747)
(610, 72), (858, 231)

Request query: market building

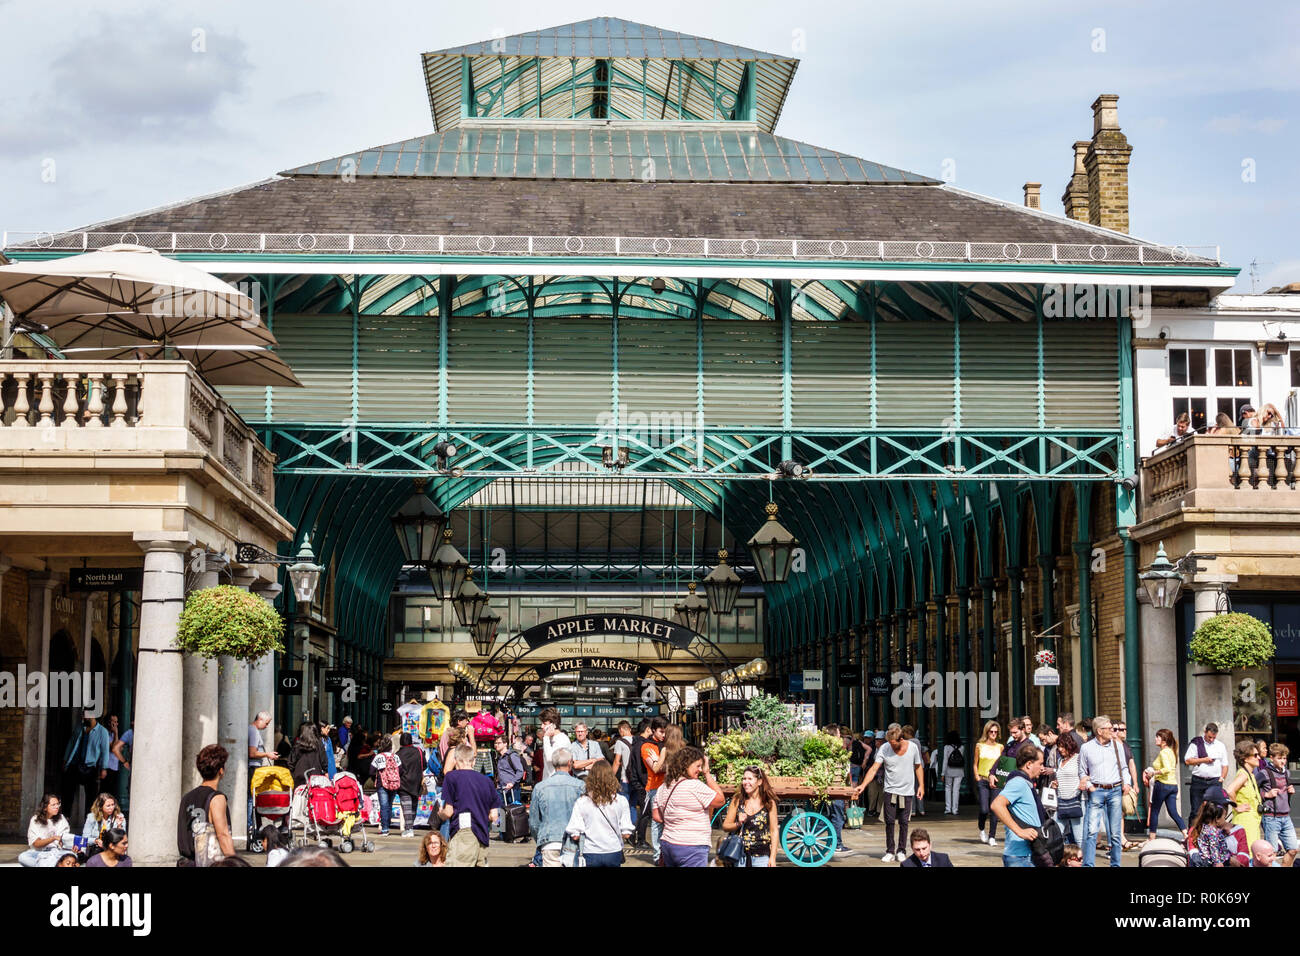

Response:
(1, 17), (1249, 860)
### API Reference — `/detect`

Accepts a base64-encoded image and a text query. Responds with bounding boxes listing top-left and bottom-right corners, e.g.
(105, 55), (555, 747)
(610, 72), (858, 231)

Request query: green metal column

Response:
(956, 584), (973, 796)
(1038, 552), (1058, 722)
(1008, 566), (1025, 717)
(854, 627), (866, 731)
(1122, 531), (1143, 784)
(979, 578), (995, 717)
(914, 602), (928, 741)
(1073, 540), (1096, 719)
(934, 595), (948, 741)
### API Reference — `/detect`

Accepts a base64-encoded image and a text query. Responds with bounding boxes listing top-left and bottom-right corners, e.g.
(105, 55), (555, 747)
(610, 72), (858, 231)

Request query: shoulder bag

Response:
(1113, 739), (1137, 817)
(716, 796), (747, 867)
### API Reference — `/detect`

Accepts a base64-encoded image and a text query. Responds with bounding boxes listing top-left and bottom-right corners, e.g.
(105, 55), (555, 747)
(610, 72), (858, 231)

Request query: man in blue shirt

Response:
(991, 744), (1045, 867)
(62, 712), (112, 816)
(439, 743), (499, 867)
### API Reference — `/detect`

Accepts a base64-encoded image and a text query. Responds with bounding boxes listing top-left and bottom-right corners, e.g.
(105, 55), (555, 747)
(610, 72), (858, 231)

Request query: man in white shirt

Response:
(539, 707), (571, 781)
(1154, 412), (1192, 453)
(1184, 722), (1229, 818)
(1077, 715), (1134, 867)
(611, 720), (634, 803)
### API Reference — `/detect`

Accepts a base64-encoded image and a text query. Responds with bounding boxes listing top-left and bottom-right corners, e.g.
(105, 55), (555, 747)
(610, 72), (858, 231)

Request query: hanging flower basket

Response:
(1034, 649), (1056, 668)
(175, 585), (285, 661)
(1189, 612), (1275, 672)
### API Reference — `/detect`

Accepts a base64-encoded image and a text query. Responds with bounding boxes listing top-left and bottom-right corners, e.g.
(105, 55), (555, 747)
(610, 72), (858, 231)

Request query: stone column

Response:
(1191, 578), (1238, 772)
(1072, 541), (1096, 718)
(1138, 592), (1179, 772)
(129, 533), (192, 866)
(250, 583), (282, 763)
(1007, 568), (1025, 716)
(215, 570), (259, 848)
(181, 565), (220, 792)
(20, 573), (56, 832)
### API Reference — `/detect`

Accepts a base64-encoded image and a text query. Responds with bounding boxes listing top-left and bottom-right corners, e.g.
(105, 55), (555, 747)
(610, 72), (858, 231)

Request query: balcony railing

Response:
(0, 359), (275, 509)
(1141, 433), (1300, 522)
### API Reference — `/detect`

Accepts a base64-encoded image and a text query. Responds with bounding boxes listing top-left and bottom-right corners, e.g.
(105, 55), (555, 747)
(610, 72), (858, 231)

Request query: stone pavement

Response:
(0, 803), (1146, 867)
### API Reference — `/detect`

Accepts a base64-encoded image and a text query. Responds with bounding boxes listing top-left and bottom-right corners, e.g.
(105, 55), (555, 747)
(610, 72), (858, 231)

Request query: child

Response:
(1059, 844), (1083, 867)
(262, 824), (288, 867)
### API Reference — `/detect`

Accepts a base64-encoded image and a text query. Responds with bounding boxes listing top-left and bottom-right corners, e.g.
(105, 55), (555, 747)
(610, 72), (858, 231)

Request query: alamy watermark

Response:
(595, 404), (705, 452)
(148, 279), (263, 327)
(1042, 283), (1153, 328)
(0, 667), (104, 716)
(891, 666), (999, 718)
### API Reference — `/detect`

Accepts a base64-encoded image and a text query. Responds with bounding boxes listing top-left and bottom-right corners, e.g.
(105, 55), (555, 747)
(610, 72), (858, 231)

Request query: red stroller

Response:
(295, 771), (374, 854)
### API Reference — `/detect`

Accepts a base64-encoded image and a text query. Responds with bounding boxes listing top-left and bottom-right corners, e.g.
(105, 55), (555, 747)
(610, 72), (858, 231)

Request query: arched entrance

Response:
(44, 629), (77, 797)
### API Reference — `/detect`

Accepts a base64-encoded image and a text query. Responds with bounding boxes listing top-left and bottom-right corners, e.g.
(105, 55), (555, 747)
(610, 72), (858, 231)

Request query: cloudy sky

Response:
(0, 0), (1295, 290)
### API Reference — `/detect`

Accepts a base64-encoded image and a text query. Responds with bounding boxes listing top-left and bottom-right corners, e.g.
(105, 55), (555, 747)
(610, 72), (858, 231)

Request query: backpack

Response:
(425, 747), (443, 779)
(625, 738), (650, 789)
(376, 753), (402, 792)
(947, 745), (965, 769)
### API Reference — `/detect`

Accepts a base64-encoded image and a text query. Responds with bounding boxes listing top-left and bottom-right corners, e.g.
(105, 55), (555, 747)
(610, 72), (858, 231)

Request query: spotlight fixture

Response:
(649, 277), (666, 295)
(602, 445), (630, 470)
(1119, 473), (1139, 492)
(776, 459), (808, 479)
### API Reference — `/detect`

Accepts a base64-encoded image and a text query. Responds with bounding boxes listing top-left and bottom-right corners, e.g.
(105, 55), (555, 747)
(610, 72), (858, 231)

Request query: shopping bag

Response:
(846, 806), (865, 829)
(413, 791), (438, 827)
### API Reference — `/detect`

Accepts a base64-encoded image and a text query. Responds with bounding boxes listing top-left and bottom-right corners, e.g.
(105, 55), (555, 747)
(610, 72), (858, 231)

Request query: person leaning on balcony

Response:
(1209, 412), (1240, 436)
(1154, 412), (1192, 452)
(1259, 403), (1292, 435)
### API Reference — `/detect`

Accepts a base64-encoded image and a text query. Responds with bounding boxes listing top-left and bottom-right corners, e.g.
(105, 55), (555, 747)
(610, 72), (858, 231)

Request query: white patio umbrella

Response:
(62, 344), (303, 388)
(0, 244), (277, 349)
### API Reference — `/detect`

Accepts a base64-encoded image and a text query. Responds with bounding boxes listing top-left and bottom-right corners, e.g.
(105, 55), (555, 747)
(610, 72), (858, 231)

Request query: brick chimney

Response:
(1084, 94), (1132, 233)
(1022, 182), (1041, 209)
(1061, 141), (1090, 222)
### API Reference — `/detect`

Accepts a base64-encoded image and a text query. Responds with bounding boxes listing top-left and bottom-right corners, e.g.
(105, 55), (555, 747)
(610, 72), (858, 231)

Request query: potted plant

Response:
(175, 585), (285, 665)
(1188, 612), (1275, 671)
(705, 693), (848, 800)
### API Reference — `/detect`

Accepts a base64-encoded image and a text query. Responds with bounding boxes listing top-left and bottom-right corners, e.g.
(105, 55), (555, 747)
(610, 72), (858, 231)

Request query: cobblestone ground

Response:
(1, 803), (1146, 867)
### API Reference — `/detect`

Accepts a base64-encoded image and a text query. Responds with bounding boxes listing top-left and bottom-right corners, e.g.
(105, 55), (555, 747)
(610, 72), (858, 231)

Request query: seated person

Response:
(84, 828), (131, 867)
(1249, 839), (1298, 868)
(19, 794), (70, 867)
(898, 828), (952, 867)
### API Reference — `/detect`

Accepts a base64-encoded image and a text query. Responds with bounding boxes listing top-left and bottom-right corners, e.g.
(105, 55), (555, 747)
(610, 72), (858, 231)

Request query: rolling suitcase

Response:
(502, 803), (530, 843)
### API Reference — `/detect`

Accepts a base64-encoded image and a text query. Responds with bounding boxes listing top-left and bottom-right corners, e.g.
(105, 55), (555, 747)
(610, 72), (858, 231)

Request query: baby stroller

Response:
(248, 765), (294, 852)
(299, 771), (374, 854)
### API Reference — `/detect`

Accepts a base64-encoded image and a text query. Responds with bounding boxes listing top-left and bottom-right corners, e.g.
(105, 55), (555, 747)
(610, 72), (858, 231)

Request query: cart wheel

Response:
(781, 809), (837, 867)
(711, 805), (728, 828)
(340, 840), (354, 854)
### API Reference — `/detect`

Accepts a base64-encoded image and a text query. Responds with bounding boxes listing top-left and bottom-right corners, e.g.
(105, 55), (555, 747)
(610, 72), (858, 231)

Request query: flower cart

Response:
(705, 694), (852, 867)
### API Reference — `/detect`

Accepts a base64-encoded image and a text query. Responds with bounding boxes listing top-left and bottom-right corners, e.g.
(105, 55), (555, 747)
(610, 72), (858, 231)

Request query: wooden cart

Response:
(714, 776), (856, 867)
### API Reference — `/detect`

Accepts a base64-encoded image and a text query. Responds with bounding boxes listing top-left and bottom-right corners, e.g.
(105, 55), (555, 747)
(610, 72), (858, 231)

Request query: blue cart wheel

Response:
(781, 809), (837, 867)
(712, 805), (728, 828)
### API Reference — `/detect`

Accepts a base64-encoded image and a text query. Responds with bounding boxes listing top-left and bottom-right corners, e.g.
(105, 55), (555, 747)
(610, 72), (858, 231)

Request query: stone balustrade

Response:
(1140, 433), (1300, 523)
(0, 359), (275, 508)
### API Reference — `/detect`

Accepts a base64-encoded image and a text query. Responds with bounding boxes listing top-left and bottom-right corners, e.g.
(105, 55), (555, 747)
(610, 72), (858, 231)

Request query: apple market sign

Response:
(519, 614), (698, 651)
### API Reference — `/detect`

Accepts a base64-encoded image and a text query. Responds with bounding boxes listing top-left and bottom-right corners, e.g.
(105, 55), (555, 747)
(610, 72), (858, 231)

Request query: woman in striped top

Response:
(1053, 730), (1083, 844)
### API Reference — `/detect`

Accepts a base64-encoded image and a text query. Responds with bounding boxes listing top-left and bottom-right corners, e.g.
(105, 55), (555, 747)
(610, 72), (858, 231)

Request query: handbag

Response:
(1113, 740), (1138, 816)
(1056, 794), (1083, 820)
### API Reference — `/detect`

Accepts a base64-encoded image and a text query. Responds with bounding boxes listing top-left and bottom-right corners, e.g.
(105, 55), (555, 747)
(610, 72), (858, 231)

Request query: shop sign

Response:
(838, 664), (862, 686)
(70, 568), (143, 592)
(867, 672), (891, 697)
(802, 669), (824, 691)
(1277, 682), (1298, 718)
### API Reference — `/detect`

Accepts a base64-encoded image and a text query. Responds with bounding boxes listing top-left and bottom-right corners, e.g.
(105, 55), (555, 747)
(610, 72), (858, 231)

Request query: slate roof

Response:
(85, 176), (1149, 247)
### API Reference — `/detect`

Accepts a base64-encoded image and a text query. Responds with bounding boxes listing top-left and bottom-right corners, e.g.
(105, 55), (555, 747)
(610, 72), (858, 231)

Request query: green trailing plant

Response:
(1189, 612), (1275, 671)
(703, 694), (849, 800)
(175, 585), (285, 662)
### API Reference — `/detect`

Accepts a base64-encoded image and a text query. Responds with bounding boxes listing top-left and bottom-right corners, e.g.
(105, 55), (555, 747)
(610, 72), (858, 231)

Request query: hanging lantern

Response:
(703, 548), (743, 615)
(746, 502), (798, 584)
(673, 581), (709, 635)
(1140, 542), (1185, 610)
(653, 639), (676, 661)
(389, 481), (447, 565)
(287, 534), (323, 604)
(452, 569), (489, 628)
(471, 604), (501, 656)
(428, 528), (468, 601)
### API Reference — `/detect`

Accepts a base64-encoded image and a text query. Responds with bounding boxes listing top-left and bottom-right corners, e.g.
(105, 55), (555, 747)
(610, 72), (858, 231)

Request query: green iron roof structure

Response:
(0, 16), (1240, 757)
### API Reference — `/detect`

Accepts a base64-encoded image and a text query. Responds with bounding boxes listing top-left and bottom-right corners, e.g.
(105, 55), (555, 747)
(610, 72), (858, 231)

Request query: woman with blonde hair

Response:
(82, 791), (127, 850)
(974, 719), (1003, 846)
(1224, 738), (1264, 846)
(565, 759), (633, 867)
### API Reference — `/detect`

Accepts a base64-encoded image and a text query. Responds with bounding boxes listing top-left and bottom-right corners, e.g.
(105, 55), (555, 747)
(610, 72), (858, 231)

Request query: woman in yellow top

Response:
(974, 720), (1003, 847)
(1141, 728), (1187, 842)
(1224, 738), (1264, 846)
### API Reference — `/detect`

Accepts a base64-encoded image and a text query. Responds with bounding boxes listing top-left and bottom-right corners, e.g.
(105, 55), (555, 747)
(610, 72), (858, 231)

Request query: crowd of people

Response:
(17, 698), (1298, 869)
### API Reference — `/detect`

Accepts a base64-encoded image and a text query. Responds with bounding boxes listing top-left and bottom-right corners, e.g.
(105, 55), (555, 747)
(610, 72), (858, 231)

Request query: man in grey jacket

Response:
(528, 747), (585, 867)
